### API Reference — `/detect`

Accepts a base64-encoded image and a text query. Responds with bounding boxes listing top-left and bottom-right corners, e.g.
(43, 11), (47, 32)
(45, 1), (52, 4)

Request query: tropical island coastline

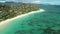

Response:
(0, 3), (45, 29)
(0, 3), (41, 29)
(0, 9), (45, 29)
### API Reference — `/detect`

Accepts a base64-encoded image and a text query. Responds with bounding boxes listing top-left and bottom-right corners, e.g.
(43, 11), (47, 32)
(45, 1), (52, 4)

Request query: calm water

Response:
(0, 5), (60, 34)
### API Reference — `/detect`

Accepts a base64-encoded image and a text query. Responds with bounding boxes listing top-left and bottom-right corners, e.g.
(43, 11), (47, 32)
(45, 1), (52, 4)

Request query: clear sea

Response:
(0, 5), (60, 34)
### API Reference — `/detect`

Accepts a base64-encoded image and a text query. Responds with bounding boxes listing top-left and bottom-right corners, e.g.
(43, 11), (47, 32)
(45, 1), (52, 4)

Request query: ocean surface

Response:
(0, 5), (60, 34)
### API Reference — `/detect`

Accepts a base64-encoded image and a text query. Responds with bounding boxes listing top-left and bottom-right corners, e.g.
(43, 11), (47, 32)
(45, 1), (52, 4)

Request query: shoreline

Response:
(0, 9), (45, 29)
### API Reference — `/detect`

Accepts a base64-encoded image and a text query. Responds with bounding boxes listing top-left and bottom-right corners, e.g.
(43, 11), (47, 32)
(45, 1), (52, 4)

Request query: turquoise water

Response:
(0, 5), (60, 34)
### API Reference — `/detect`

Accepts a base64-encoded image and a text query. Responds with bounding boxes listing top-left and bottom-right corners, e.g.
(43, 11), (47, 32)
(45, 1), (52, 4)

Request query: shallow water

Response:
(0, 5), (60, 34)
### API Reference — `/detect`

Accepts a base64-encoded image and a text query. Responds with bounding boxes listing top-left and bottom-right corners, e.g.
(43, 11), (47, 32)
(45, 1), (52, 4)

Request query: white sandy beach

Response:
(0, 9), (45, 29)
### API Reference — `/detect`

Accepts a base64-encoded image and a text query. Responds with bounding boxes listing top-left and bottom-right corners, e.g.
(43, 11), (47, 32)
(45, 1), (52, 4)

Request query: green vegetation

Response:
(0, 4), (39, 22)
